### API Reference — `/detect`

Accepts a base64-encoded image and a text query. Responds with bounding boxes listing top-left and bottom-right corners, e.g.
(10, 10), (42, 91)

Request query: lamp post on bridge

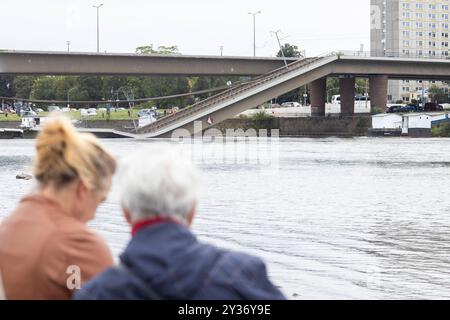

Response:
(248, 11), (261, 57)
(92, 4), (104, 53)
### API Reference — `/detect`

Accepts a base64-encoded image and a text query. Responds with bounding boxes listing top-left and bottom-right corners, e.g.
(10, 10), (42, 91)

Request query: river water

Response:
(1, 137), (450, 299)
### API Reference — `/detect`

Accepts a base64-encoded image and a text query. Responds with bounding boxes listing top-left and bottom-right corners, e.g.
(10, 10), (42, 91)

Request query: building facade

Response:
(371, 0), (450, 103)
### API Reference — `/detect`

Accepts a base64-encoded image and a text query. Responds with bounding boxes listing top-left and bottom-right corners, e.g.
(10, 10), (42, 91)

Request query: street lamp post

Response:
(67, 87), (77, 108)
(66, 41), (71, 53)
(248, 11), (261, 57)
(93, 4), (103, 53)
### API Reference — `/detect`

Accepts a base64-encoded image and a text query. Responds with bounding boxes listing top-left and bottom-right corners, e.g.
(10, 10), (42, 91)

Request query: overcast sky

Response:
(0, 0), (370, 57)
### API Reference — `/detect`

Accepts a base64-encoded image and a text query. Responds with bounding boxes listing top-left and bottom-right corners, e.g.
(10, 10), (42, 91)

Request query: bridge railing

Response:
(338, 50), (450, 60)
(139, 53), (335, 134)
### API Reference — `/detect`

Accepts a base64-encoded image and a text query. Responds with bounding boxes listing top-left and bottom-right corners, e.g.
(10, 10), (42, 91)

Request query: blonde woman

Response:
(0, 117), (116, 299)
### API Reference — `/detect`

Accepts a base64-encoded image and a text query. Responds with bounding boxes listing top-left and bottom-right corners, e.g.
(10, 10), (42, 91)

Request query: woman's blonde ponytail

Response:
(34, 116), (116, 190)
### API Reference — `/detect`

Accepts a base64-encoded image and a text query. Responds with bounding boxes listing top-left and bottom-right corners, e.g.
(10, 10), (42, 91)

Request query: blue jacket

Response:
(74, 222), (286, 300)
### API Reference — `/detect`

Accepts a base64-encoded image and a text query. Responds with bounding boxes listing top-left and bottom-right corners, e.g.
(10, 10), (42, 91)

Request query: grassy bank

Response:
(0, 109), (166, 122)
(432, 123), (450, 137)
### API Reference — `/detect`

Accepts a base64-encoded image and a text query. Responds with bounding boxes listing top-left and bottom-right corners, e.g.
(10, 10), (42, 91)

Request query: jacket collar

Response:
(131, 216), (180, 236)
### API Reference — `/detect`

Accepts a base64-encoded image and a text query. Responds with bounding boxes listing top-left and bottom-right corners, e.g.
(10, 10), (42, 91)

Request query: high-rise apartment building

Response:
(371, 0), (450, 103)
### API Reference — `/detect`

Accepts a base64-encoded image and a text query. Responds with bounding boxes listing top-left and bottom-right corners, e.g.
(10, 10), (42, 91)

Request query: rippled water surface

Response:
(1, 137), (450, 299)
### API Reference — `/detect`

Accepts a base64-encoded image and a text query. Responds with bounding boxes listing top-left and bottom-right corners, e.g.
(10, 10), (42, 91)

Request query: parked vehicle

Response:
(21, 110), (37, 117)
(424, 102), (444, 112)
(331, 95), (341, 104)
(61, 107), (71, 112)
(398, 104), (422, 113)
(48, 105), (62, 112)
(386, 105), (404, 113)
(281, 102), (301, 108)
(138, 109), (157, 118)
(80, 108), (97, 117)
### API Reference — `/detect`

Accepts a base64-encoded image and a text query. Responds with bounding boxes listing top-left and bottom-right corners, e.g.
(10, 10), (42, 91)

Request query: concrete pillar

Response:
(369, 75), (388, 112)
(339, 76), (355, 116)
(310, 77), (327, 116)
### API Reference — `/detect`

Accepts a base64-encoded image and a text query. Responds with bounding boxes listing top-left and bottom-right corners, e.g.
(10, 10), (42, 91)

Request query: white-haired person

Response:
(74, 145), (286, 300)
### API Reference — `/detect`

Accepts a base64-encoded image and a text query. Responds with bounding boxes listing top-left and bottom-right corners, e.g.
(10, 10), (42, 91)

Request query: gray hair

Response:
(116, 145), (199, 224)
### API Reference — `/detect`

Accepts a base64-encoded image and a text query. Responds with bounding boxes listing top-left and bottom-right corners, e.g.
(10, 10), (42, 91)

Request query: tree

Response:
(30, 77), (58, 101)
(0, 75), (15, 97)
(135, 44), (179, 55)
(428, 85), (448, 103)
(274, 43), (305, 104)
(277, 43), (303, 58)
(134, 45), (191, 108)
(13, 76), (36, 99)
(356, 78), (369, 95)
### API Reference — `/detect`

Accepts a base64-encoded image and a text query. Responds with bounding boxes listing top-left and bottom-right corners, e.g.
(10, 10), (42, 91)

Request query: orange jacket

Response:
(0, 194), (113, 300)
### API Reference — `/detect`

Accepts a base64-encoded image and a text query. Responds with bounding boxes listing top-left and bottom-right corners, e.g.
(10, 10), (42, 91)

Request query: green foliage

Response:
(327, 77), (339, 102)
(30, 77), (58, 100)
(371, 107), (385, 115)
(192, 76), (243, 100)
(252, 110), (274, 121)
(13, 76), (36, 98)
(356, 78), (368, 95)
(432, 123), (450, 137)
(0, 75), (15, 97)
(274, 43), (305, 103)
(135, 44), (179, 55)
(134, 101), (156, 109)
(276, 43), (303, 58)
(428, 85), (448, 103)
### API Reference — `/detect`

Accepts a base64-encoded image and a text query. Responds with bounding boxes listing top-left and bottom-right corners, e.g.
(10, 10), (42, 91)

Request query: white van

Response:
(281, 102), (301, 108)
(331, 95), (341, 105)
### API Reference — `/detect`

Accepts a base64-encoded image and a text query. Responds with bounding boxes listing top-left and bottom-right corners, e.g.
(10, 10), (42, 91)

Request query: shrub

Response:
(252, 110), (274, 121)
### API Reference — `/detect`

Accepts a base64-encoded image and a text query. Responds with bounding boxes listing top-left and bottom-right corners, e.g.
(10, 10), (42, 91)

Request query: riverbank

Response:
(212, 116), (372, 137)
(0, 116), (372, 138)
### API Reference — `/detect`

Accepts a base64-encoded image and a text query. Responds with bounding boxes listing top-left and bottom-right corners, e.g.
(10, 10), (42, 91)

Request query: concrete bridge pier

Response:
(369, 75), (388, 112)
(310, 77), (327, 116)
(339, 76), (355, 116)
